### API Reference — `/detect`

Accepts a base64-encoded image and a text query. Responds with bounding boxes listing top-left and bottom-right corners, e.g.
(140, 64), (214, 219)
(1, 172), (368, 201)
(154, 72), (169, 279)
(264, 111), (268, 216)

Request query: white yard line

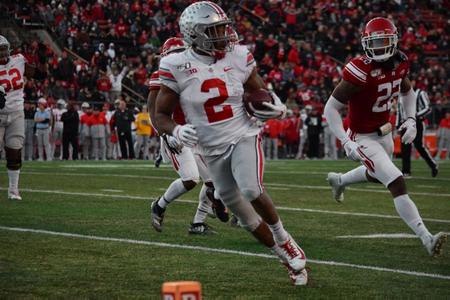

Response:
(3, 187), (449, 224)
(101, 189), (123, 193)
(337, 233), (418, 239)
(0, 225), (448, 281)
(22, 172), (450, 198)
(337, 233), (450, 239)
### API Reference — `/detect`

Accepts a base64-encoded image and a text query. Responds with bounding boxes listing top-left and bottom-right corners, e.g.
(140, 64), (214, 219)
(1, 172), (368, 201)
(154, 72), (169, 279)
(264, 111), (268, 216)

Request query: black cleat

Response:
(151, 199), (165, 232)
(229, 215), (240, 228)
(431, 166), (438, 178)
(154, 154), (163, 168)
(188, 223), (217, 235)
(206, 187), (229, 222)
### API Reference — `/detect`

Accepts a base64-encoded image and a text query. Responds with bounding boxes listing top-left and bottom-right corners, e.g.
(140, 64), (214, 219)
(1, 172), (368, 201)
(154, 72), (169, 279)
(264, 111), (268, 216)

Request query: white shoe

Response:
(286, 265), (308, 286)
(273, 236), (306, 272)
(272, 243), (308, 286)
(327, 172), (345, 203)
(8, 189), (22, 200)
(425, 232), (447, 257)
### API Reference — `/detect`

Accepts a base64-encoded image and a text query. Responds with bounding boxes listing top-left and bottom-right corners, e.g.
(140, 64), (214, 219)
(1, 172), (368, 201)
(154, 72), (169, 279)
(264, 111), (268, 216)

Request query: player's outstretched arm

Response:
(155, 85), (180, 135)
(324, 80), (362, 161)
(398, 77), (417, 144)
(156, 85), (197, 148)
(148, 89), (159, 132)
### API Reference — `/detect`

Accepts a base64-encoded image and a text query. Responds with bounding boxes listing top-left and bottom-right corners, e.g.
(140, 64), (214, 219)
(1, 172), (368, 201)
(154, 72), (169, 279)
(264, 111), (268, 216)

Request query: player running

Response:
(324, 17), (447, 256)
(0, 35), (48, 200)
(148, 37), (229, 235)
(155, 1), (307, 285)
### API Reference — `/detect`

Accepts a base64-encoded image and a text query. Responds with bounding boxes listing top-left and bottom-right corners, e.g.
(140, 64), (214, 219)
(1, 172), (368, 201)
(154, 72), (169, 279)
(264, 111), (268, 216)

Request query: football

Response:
(243, 89), (274, 117)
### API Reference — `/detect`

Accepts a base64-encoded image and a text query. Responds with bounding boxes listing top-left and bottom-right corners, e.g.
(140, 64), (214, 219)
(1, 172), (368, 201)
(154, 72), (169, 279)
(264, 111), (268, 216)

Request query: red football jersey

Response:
(342, 54), (409, 133)
(148, 70), (186, 125)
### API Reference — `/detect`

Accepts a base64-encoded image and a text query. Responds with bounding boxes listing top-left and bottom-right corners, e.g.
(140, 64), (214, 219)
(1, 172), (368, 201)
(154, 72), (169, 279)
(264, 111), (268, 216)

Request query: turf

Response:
(0, 159), (449, 298)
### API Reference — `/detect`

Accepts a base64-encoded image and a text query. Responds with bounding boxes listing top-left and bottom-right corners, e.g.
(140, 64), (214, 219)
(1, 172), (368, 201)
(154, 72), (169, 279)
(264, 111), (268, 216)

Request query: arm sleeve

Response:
(323, 96), (349, 143)
(399, 87), (416, 120)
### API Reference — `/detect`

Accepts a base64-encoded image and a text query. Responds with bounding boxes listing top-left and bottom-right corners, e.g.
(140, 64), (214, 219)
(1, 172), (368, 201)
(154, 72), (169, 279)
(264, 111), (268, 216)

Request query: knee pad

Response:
(240, 188), (263, 202)
(225, 199), (262, 232)
(5, 147), (22, 170)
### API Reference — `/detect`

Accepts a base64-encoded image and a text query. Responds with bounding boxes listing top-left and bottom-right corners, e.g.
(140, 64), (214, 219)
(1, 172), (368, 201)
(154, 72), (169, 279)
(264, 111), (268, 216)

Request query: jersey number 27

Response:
(372, 79), (402, 112)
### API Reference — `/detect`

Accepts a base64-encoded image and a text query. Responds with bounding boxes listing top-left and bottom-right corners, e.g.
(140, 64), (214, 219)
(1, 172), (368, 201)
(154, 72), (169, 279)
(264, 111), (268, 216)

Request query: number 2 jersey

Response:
(0, 54), (26, 113)
(158, 45), (260, 155)
(342, 52), (409, 133)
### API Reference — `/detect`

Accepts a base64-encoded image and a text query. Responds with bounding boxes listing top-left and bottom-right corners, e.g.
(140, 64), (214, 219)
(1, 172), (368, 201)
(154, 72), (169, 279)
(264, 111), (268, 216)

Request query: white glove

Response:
(399, 118), (417, 144)
(342, 139), (363, 161)
(172, 124), (198, 148)
(167, 135), (183, 153)
(253, 91), (287, 121)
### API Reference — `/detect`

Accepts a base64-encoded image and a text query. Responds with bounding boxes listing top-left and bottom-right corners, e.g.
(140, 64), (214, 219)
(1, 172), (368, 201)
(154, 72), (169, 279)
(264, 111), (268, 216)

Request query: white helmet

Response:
(179, 1), (234, 59)
(81, 102), (90, 109)
(57, 99), (66, 108)
(0, 35), (10, 63)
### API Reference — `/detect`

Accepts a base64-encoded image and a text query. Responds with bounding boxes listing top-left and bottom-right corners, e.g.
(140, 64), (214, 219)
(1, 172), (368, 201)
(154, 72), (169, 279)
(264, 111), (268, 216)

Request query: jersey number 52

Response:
(0, 68), (24, 92)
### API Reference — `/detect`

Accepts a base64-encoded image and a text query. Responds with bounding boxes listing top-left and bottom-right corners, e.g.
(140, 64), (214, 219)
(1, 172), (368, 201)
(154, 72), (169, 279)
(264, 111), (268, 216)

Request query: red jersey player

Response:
(324, 17), (446, 256)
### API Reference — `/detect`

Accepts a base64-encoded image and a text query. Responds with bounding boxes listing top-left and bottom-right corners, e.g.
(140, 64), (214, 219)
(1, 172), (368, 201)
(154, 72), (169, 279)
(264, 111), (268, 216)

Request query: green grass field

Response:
(0, 159), (449, 299)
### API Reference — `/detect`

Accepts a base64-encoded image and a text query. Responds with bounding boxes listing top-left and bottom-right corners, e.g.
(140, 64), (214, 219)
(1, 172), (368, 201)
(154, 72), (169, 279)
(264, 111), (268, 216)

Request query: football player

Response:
(324, 17), (447, 256)
(51, 99), (67, 160)
(0, 35), (48, 200)
(155, 2), (307, 285)
(148, 37), (229, 235)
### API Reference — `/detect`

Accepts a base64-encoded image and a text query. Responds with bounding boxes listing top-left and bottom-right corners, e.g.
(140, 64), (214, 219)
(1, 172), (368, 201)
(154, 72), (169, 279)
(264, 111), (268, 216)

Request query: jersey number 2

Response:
(372, 79), (402, 112)
(201, 78), (233, 123)
(0, 68), (24, 92)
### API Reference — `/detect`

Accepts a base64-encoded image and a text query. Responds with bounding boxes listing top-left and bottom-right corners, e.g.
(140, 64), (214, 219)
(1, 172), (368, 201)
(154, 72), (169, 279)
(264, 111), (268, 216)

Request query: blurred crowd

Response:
(1, 0), (449, 160)
(22, 98), (159, 161)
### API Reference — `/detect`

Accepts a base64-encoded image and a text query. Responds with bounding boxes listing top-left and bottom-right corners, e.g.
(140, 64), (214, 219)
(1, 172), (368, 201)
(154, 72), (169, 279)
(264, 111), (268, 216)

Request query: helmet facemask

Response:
(193, 21), (235, 59)
(361, 33), (398, 62)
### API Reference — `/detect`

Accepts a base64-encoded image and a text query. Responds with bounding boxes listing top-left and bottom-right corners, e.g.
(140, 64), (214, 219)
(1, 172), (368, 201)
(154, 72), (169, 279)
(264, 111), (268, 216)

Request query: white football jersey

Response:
(52, 108), (67, 129)
(0, 54), (27, 112)
(159, 45), (259, 155)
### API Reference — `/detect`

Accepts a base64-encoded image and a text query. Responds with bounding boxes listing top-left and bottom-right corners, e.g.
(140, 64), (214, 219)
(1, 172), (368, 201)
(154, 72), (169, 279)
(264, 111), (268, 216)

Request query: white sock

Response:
(193, 184), (210, 224)
(394, 194), (432, 244)
(214, 189), (220, 200)
(8, 169), (20, 191)
(340, 166), (368, 186)
(158, 178), (188, 209)
(268, 220), (290, 245)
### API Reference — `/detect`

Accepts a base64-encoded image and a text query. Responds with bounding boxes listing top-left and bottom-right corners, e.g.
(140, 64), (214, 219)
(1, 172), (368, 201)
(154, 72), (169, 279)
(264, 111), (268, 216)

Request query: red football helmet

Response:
(161, 37), (186, 57)
(361, 17), (398, 62)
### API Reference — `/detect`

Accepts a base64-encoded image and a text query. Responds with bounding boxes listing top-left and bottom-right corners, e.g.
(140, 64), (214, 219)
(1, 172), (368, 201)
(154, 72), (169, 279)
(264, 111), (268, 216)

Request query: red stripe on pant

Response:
(256, 134), (265, 192)
(167, 149), (179, 171)
(357, 148), (375, 173)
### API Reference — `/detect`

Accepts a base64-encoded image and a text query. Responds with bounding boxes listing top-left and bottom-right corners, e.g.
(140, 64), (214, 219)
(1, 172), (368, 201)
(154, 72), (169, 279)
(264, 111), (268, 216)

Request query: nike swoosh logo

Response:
(224, 67), (233, 72)
(202, 15), (210, 18)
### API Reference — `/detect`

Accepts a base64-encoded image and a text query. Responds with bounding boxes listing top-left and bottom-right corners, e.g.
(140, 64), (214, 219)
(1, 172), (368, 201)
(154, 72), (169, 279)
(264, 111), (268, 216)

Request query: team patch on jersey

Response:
(370, 69), (381, 77)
